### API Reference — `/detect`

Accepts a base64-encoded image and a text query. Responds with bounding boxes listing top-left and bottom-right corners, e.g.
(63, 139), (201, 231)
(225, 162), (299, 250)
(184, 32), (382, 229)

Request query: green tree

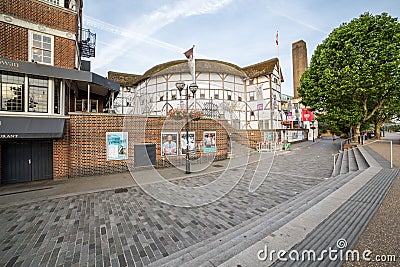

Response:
(368, 93), (400, 139)
(299, 13), (400, 140)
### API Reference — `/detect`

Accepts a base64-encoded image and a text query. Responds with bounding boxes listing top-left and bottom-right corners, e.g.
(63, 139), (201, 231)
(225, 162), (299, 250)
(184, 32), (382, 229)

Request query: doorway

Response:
(1, 140), (53, 184)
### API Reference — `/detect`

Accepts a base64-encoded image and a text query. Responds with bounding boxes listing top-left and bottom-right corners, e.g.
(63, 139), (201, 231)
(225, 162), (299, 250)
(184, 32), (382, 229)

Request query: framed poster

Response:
(161, 132), (178, 156)
(180, 132), (196, 155)
(203, 131), (216, 153)
(106, 132), (128, 161)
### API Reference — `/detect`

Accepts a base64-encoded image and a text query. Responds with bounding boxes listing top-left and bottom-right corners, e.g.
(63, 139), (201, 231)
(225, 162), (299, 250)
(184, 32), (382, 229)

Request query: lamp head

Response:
(189, 83), (198, 96)
(176, 80), (185, 94)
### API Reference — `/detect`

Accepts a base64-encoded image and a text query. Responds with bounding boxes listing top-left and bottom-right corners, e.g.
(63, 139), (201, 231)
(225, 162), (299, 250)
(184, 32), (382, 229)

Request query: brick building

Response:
(0, 0), (120, 184)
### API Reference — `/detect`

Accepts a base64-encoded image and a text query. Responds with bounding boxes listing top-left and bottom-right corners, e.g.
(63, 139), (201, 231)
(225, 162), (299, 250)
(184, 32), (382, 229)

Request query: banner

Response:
(302, 109), (314, 121)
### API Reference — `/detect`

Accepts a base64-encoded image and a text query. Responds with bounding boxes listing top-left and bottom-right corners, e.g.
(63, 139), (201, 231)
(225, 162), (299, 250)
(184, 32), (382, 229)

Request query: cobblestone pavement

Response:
(0, 140), (338, 267)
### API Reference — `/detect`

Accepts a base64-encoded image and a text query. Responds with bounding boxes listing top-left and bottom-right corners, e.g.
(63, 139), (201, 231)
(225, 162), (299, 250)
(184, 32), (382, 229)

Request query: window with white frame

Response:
(29, 31), (54, 65)
(42, 0), (62, 6)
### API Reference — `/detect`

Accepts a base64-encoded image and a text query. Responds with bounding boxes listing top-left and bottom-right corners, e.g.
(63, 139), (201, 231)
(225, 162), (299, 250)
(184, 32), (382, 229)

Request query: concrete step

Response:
(273, 168), (400, 267)
(333, 152), (343, 176)
(149, 170), (365, 267)
(353, 146), (369, 170)
(348, 148), (359, 172)
(340, 149), (349, 174)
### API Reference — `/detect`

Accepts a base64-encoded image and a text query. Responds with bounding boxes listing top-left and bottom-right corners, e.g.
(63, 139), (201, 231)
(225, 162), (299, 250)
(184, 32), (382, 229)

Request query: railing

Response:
(364, 139), (393, 169)
(332, 138), (394, 176)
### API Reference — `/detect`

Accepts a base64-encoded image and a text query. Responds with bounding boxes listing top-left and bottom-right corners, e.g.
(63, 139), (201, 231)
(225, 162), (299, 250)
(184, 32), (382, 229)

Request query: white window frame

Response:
(28, 31), (54, 66)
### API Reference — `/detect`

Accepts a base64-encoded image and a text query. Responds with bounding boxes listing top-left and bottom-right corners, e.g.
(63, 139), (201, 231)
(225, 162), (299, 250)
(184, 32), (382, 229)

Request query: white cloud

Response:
(87, 0), (233, 71)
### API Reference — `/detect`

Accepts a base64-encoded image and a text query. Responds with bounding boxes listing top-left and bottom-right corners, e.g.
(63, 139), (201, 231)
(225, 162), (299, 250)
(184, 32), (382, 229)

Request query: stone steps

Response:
(148, 169), (365, 267)
(332, 146), (369, 177)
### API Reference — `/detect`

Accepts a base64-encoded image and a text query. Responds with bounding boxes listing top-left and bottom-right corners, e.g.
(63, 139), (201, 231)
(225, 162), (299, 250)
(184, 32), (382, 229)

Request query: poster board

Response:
(106, 132), (128, 161)
(161, 132), (178, 156)
(180, 132), (196, 155)
(203, 131), (217, 153)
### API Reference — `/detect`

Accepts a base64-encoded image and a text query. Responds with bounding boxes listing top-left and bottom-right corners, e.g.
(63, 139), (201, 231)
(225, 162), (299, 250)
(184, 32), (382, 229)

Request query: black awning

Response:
(0, 57), (120, 92)
(0, 117), (65, 139)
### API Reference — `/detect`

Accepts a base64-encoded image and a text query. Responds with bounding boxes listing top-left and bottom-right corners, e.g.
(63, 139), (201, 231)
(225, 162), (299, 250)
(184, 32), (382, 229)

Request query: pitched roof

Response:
(108, 57), (284, 86)
(242, 58), (284, 81)
(107, 71), (141, 87)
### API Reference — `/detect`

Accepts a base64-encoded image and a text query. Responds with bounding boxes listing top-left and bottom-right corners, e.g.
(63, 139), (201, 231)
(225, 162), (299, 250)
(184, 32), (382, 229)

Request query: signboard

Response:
(203, 131), (216, 153)
(106, 132), (128, 161)
(180, 132), (196, 155)
(302, 109), (314, 121)
(161, 132), (178, 156)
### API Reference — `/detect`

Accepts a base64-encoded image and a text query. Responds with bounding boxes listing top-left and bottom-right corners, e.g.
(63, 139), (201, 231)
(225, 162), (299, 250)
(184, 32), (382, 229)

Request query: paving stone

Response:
(0, 140), (337, 266)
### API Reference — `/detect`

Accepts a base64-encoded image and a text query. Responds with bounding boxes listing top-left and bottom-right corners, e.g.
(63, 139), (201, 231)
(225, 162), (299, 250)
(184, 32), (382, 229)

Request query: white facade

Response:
(112, 59), (284, 130)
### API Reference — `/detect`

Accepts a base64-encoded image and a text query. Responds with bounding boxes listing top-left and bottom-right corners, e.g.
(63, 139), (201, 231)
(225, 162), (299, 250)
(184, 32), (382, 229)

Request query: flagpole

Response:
(192, 45), (196, 84)
(276, 31), (279, 59)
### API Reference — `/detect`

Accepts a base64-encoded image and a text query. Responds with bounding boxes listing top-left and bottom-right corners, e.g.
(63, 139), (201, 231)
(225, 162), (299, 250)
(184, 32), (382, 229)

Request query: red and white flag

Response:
(184, 45), (195, 82)
(275, 31), (279, 46)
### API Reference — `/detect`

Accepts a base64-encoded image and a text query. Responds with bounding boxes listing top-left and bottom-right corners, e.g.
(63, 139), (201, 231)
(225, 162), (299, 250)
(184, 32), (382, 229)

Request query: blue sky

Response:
(83, 0), (400, 96)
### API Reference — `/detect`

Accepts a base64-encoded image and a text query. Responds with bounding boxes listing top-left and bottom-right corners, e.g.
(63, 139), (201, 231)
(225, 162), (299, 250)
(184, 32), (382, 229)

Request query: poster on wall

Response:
(161, 132), (178, 156)
(264, 132), (278, 143)
(180, 132), (196, 155)
(106, 132), (128, 161)
(203, 131), (217, 153)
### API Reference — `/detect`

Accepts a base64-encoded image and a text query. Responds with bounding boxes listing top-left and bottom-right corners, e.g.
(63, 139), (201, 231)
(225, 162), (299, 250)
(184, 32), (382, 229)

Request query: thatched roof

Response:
(108, 71), (141, 87)
(140, 59), (247, 83)
(109, 58), (283, 86)
(242, 58), (284, 81)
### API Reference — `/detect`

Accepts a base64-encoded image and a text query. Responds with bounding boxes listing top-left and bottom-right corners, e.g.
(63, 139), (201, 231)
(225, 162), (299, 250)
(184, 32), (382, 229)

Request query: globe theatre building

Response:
(109, 58), (284, 130)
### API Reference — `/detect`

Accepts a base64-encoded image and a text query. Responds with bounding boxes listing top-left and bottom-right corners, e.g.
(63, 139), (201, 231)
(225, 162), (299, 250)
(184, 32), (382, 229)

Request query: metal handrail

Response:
(332, 139), (394, 175)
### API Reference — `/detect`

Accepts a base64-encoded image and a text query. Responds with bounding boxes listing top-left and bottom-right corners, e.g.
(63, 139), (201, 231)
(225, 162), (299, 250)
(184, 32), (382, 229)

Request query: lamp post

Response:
(176, 80), (198, 174)
(310, 120), (316, 142)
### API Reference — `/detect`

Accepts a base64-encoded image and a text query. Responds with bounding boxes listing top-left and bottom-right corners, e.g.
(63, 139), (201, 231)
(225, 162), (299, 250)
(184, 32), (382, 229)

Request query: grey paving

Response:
(0, 140), (337, 267)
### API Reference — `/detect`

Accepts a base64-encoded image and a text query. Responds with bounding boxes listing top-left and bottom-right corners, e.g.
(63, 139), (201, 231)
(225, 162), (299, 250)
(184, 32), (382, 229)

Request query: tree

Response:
(368, 93), (400, 139)
(299, 13), (400, 140)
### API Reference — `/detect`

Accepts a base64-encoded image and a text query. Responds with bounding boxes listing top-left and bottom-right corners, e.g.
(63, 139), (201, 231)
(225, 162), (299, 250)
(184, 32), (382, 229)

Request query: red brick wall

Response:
(53, 119), (70, 180)
(54, 37), (75, 69)
(0, 22), (28, 62)
(53, 114), (228, 179)
(1, 0), (77, 33)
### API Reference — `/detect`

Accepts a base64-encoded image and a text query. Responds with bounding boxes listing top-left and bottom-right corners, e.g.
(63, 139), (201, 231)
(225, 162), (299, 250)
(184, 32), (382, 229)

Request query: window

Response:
(249, 92), (255, 101)
(54, 79), (61, 114)
(29, 31), (54, 65)
(200, 89), (205, 99)
(43, 0), (61, 5)
(227, 93), (232, 101)
(238, 96), (242, 102)
(28, 76), (48, 113)
(214, 90), (219, 100)
(1, 72), (25, 112)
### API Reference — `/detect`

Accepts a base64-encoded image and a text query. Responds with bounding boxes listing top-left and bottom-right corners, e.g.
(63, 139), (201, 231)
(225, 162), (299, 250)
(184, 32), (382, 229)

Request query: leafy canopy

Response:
(299, 12), (400, 132)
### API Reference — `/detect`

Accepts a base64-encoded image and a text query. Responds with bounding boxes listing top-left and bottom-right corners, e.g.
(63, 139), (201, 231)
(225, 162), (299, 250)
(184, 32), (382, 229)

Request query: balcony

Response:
(79, 28), (96, 58)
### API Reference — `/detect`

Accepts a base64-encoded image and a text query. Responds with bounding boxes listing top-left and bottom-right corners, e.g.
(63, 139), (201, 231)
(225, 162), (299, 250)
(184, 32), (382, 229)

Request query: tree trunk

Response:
(375, 123), (383, 140)
(353, 124), (361, 142)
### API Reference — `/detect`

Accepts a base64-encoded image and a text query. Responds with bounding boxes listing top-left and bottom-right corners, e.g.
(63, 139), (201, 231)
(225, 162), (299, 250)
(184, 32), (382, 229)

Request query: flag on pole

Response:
(275, 31), (279, 46)
(184, 46), (194, 60)
(184, 45), (195, 82)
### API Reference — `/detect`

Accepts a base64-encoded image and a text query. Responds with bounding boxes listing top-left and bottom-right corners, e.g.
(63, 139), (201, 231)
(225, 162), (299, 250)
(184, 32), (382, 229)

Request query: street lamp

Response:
(310, 120), (316, 142)
(176, 80), (198, 174)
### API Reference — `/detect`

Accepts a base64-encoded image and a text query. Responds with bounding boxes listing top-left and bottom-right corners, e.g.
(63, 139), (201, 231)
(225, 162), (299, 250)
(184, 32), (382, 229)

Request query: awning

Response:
(0, 117), (65, 139)
(0, 57), (119, 92)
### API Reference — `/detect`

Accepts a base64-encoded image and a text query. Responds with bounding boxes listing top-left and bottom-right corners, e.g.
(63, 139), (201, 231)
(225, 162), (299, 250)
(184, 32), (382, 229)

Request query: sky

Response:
(83, 0), (400, 96)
